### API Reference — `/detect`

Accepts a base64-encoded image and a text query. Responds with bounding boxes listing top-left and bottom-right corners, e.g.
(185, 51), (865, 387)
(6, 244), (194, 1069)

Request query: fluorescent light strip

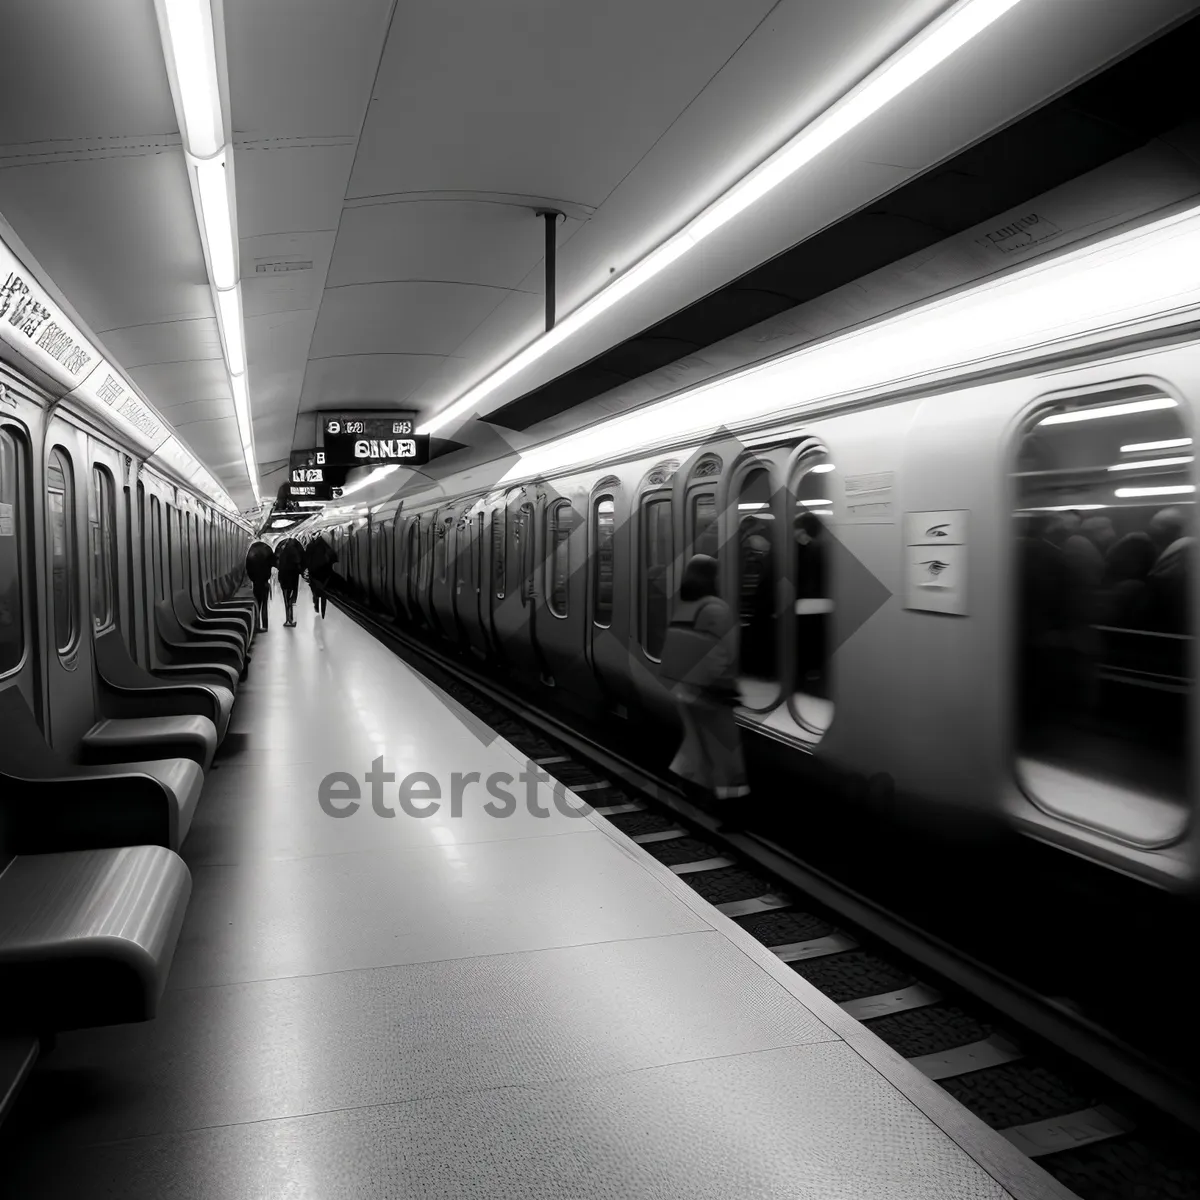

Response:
(1020, 504), (1108, 512)
(216, 287), (245, 375)
(809, 463), (835, 473)
(159, 0), (223, 158)
(499, 203), (1200, 486)
(1038, 398), (1178, 425)
(1107, 455), (1193, 472)
(156, 0), (260, 505)
(195, 156), (237, 290)
(1114, 485), (1196, 498)
(800, 499), (833, 506)
(1121, 437), (1193, 453)
(418, 0), (1024, 437)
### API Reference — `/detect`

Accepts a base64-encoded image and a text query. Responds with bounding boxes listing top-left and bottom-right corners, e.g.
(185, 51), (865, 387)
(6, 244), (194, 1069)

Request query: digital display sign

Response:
(321, 413), (429, 467)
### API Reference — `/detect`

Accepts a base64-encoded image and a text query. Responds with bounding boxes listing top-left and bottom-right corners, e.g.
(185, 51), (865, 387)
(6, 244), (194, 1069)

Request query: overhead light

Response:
(1121, 437), (1192, 453)
(216, 287), (245, 374)
(1019, 504), (1108, 512)
(738, 502), (768, 510)
(1038, 397), (1178, 425)
(157, 0), (223, 159)
(809, 463), (835, 473)
(1114, 485), (1195, 498)
(1107, 455), (1193, 472)
(195, 156), (237, 290)
(800, 499), (833, 507)
(229, 374), (259, 503)
(419, 0), (1025, 437)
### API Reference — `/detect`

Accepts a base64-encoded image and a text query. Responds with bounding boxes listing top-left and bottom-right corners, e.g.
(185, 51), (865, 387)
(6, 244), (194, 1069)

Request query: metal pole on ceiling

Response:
(535, 209), (562, 331)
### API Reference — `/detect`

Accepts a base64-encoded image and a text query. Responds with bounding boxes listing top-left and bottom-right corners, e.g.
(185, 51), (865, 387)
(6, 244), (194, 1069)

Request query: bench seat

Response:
(83, 714), (217, 772)
(0, 846), (191, 1031)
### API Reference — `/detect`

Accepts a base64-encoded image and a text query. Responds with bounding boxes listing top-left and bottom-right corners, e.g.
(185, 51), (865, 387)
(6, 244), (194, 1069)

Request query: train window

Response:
(789, 451), (835, 735)
(691, 492), (719, 558)
(492, 508), (505, 599)
(1014, 389), (1193, 843)
(89, 466), (116, 631)
(434, 518), (447, 585)
(548, 502), (572, 618)
(47, 447), (77, 654)
(0, 427), (25, 675)
(736, 466), (777, 704)
(513, 502), (535, 603)
(474, 513), (483, 595)
(641, 495), (672, 660)
(593, 496), (615, 627)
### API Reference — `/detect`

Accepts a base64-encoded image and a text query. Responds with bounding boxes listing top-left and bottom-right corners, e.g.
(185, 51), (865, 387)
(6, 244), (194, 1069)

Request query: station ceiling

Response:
(1, 0), (1197, 511)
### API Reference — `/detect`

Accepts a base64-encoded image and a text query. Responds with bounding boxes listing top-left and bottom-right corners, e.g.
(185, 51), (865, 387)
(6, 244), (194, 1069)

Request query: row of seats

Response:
(0, 565), (259, 1121)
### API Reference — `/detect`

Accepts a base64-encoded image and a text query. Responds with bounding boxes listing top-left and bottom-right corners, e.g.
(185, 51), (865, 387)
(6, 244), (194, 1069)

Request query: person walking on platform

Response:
(305, 535), (337, 620)
(660, 554), (750, 831)
(246, 539), (276, 633)
(276, 537), (304, 628)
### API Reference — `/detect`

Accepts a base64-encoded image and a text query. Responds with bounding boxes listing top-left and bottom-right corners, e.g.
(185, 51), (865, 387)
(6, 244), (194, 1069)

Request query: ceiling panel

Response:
(234, 146), (357, 239)
(0, 154), (210, 334)
(327, 200), (582, 290)
(309, 282), (511, 359)
(225, 0), (395, 138)
(98, 316), (222, 372)
(347, 0), (778, 202)
(128, 358), (231, 411)
(0, 0), (176, 144)
(298, 352), (452, 413)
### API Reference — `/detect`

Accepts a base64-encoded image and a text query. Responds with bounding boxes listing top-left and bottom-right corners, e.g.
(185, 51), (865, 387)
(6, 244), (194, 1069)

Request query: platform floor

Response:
(0, 585), (1077, 1198)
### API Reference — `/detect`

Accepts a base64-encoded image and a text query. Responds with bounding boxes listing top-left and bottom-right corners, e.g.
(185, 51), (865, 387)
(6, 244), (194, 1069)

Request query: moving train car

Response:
(311, 146), (1200, 896)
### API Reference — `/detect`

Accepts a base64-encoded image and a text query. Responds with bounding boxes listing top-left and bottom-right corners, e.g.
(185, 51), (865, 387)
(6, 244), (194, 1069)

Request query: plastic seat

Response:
(83, 714), (217, 772)
(153, 600), (241, 689)
(0, 845), (191, 1031)
(0, 687), (203, 854)
(169, 592), (247, 661)
(94, 628), (233, 743)
(174, 589), (250, 654)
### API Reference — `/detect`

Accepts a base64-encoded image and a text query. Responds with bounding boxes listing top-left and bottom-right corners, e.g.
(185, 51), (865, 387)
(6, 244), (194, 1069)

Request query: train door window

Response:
(1014, 389), (1193, 844)
(547, 501), (572, 618)
(406, 520), (419, 609)
(592, 496), (615, 627)
(736, 466), (777, 704)
(47, 447), (78, 654)
(691, 492), (719, 558)
(435, 517), (447, 585)
(641, 495), (672, 660)
(492, 508), (505, 600)
(0, 427), (26, 675)
(789, 451), (835, 735)
(510, 500), (535, 603)
(89, 466), (116, 631)
(474, 513), (484, 595)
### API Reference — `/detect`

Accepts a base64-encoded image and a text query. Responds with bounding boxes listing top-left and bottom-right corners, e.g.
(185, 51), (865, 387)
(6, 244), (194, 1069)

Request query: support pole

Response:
(535, 209), (561, 331)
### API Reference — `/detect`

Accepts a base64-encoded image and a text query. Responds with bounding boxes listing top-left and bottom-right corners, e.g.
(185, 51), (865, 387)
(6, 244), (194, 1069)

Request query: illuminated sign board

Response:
(288, 483), (342, 501)
(321, 413), (429, 466)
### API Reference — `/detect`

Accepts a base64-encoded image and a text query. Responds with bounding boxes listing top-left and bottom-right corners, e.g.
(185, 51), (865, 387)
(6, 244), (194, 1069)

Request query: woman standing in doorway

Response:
(660, 554), (749, 828)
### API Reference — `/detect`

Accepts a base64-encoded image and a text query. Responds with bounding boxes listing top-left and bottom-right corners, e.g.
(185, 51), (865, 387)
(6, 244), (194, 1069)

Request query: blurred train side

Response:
(314, 281), (1200, 896)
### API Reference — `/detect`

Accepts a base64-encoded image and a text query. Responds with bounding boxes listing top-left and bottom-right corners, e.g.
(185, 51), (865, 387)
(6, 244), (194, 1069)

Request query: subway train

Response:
(308, 185), (1200, 897)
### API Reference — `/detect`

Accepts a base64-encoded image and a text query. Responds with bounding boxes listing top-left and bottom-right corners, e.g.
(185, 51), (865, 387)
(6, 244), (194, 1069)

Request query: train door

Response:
(587, 476), (637, 713)
(429, 507), (458, 640)
(490, 486), (544, 681)
(628, 460), (679, 721)
(0, 412), (38, 717)
(42, 424), (98, 752)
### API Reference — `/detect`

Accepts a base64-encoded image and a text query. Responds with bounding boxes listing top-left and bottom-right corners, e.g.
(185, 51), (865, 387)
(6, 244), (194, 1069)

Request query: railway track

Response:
(332, 588), (1200, 1200)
